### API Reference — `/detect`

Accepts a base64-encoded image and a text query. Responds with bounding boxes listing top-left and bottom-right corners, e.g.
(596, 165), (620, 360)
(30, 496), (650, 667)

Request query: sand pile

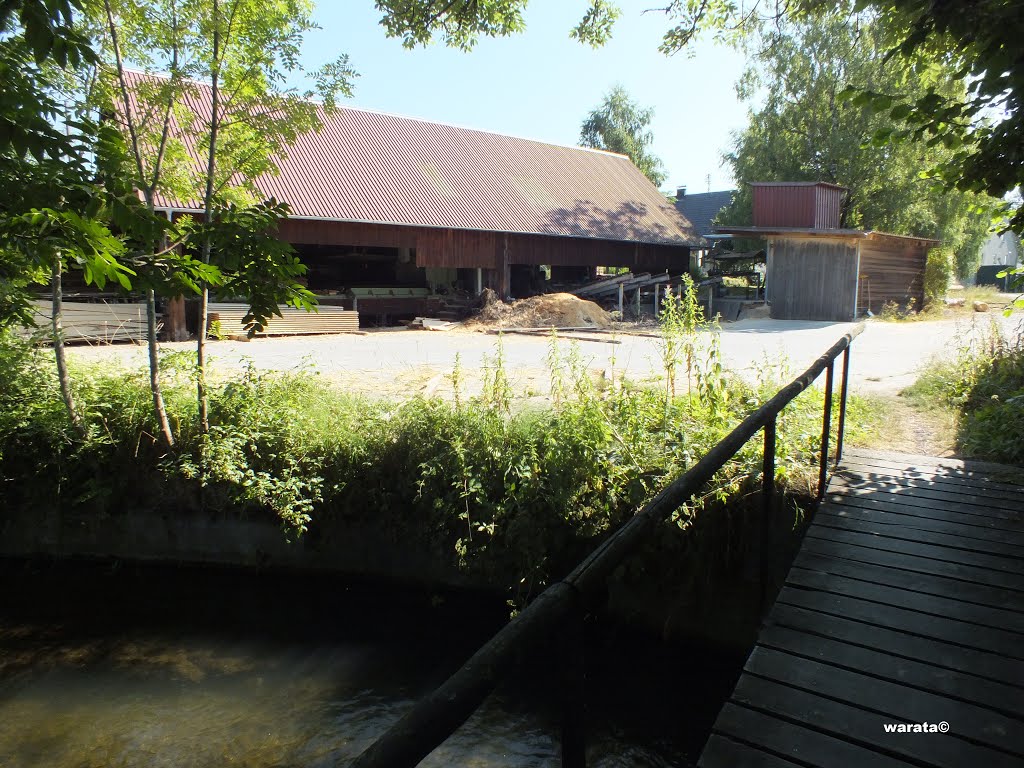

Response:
(469, 291), (612, 329)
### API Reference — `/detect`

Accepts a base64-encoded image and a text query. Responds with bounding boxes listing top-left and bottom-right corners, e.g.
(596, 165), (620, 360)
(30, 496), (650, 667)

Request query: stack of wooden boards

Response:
(209, 302), (359, 336)
(26, 300), (148, 343)
(571, 272), (672, 301)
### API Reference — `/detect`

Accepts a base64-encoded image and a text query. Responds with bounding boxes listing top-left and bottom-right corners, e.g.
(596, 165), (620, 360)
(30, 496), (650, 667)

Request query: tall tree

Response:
(376, 0), (1023, 234)
(186, 0), (355, 435)
(0, 0), (136, 434)
(717, 9), (994, 278)
(86, 0), (355, 440)
(1, 0), (99, 329)
(91, 0), (195, 447)
(580, 85), (667, 187)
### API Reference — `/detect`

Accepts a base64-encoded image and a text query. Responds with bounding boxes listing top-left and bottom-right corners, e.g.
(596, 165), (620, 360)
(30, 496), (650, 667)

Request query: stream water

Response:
(0, 559), (742, 767)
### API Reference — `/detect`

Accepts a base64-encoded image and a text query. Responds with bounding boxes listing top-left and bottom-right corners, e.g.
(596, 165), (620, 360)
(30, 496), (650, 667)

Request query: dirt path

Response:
(851, 394), (957, 457)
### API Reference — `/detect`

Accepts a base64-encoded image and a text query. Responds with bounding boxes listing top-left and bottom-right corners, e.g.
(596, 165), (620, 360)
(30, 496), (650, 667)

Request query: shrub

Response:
(924, 246), (954, 306)
(0, 327), (875, 592)
(906, 323), (1024, 465)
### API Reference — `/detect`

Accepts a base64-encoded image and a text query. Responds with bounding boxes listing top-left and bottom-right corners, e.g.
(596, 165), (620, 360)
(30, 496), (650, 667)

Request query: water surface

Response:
(0, 559), (739, 767)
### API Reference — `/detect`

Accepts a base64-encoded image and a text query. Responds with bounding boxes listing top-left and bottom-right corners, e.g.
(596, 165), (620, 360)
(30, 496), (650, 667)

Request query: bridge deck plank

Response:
(699, 450), (1024, 768)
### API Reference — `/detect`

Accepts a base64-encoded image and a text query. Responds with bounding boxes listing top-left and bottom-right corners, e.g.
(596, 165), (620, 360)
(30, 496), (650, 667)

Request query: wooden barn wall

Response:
(767, 238), (859, 321)
(416, 229), (500, 269)
(275, 218), (689, 272)
(858, 238), (927, 313)
(276, 219), (420, 249)
(504, 233), (688, 270)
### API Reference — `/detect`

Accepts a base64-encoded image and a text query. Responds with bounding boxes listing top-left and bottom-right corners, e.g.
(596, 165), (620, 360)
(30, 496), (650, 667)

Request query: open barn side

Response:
(277, 218), (690, 302)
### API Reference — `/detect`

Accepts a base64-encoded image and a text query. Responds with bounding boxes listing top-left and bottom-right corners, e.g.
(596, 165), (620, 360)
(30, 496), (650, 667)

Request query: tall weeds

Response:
(0, 323), (870, 594)
(906, 321), (1024, 465)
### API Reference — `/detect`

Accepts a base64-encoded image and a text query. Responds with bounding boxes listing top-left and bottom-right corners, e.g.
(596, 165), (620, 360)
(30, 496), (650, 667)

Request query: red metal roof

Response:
(749, 182), (847, 189)
(123, 72), (701, 247)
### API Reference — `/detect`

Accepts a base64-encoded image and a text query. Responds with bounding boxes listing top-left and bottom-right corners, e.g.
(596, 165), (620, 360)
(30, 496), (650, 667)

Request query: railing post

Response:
(560, 609), (587, 768)
(835, 346), (851, 466)
(818, 361), (834, 500)
(760, 416), (777, 605)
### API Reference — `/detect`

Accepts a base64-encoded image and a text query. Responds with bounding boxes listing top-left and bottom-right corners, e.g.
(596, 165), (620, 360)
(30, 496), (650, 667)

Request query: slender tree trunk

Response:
(197, 282), (210, 434)
(51, 255), (86, 440)
(147, 289), (175, 447)
(105, 0), (182, 450)
(197, 0), (221, 437)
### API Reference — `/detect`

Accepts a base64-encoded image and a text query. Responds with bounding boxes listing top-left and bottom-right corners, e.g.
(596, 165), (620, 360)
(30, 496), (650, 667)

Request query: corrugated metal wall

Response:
(857, 237), (927, 313)
(767, 238), (859, 321)
(814, 186), (845, 228)
(755, 186), (814, 228)
(753, 184), (844, 229)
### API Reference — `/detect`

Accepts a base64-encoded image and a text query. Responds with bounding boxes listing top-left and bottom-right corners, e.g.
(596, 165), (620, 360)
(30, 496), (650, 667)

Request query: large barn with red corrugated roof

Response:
(122, 72), (701, 323)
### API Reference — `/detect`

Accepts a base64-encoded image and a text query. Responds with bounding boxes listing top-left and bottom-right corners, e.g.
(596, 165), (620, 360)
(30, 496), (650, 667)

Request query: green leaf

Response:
(889, 103), (912, 121)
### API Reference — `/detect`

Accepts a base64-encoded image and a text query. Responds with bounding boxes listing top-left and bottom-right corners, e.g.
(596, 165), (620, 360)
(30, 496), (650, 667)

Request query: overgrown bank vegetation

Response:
(0, 314), (875, 598)
(905, 323), (1024, 465)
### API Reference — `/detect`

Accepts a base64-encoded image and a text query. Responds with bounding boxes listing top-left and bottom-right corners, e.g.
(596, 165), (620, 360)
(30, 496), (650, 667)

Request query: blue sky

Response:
(301, 3), (750, 194)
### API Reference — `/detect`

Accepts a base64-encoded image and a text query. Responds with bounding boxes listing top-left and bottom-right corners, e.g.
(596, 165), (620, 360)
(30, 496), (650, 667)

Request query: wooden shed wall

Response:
(767, 238), (859, 321)
(275, 218), (688, 271)
(858, 237), (927, 314)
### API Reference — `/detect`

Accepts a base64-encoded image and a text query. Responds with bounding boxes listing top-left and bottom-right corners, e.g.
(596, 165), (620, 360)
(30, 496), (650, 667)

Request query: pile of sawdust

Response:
(468, 292), (612, 329)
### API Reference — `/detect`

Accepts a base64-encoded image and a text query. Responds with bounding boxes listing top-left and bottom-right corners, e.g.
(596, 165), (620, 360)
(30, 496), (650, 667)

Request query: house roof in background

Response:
(675, 190), (735, 238)
(124, 72), (702, 248)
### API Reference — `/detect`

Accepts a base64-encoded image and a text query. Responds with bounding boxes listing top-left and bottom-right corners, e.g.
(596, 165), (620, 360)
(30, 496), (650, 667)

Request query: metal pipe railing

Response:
(349, 323), (865, 768)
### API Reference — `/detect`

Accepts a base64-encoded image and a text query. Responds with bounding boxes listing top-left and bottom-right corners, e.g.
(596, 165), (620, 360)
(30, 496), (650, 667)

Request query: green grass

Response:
(948, 284), (1008, 304)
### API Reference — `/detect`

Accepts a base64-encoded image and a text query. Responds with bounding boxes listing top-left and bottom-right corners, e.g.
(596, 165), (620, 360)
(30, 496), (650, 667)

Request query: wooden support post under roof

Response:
(163, 296), (187, 341)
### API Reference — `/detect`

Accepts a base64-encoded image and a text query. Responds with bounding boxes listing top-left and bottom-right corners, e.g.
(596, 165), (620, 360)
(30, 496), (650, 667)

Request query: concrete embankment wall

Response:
(0, 502), (779, 653)
(0, 507), (481, 588)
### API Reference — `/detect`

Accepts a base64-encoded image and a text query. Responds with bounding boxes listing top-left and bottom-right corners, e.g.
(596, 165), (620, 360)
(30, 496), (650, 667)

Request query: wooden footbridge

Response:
(700, 448), (1024, 768)
(346, 324), (1024, 768)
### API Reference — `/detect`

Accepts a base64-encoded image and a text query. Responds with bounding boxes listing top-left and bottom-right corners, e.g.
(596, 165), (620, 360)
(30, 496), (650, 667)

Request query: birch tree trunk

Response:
(147, 289), (175, 447)
(104, 0), (181, 449)
(196, 0), (220, 437)
(51, 254), (86, 440)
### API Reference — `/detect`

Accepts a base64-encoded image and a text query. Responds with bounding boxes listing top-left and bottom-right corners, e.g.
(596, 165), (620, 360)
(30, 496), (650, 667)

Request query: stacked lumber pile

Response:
(26, 300), (148, 343)
(209, 302), (359, 336)
(571, 272), (675, 301)
(571, 272), (637, 299)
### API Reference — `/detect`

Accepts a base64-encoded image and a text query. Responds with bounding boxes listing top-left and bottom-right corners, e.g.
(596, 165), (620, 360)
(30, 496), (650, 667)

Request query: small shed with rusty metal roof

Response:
(716, 183), (938, 321)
